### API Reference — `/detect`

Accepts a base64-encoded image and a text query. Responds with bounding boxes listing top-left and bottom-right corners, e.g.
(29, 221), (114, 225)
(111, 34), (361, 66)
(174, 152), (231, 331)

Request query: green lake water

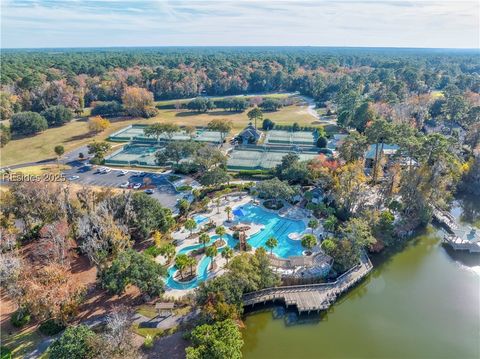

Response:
(242, 202), (480, 359)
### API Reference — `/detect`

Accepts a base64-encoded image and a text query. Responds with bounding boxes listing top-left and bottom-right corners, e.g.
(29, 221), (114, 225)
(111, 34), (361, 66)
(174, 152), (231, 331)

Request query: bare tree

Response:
(102, 306), (137, 357)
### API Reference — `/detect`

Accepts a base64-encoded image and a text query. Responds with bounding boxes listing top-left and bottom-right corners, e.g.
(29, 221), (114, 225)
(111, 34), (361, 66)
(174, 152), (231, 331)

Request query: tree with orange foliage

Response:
(121, 86), (157, 118)
(19, 263), (86, 324)
(36, 220), (72, 265)
(88, 115), (110, 133)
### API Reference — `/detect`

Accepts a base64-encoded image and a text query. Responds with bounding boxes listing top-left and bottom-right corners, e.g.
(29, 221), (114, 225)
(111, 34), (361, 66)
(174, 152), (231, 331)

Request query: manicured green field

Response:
(1, 95), (320, 166)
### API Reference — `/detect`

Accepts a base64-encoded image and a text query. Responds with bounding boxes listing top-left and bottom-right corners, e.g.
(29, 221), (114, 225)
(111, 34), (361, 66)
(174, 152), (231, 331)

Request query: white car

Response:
(118, 170), (128, 176)
(103, 168), (112, 173)
(119, 181), (129, 188)
(133, 183), (142, 190)
(67, 175), (80, 181)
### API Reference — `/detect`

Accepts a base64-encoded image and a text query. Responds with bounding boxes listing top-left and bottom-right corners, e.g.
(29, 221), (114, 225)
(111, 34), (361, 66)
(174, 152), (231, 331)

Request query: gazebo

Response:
(155, 302), (175, 317)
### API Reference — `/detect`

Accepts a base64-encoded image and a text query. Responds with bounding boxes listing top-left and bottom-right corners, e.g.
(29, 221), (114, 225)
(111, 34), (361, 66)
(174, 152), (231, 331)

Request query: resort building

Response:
(235, 123), (262, 144)
(364, 144), (400, 169)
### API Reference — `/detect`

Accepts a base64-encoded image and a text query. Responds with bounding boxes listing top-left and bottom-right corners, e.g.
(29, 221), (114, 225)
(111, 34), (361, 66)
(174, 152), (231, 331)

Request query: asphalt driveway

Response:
(62, 162), (182, 210)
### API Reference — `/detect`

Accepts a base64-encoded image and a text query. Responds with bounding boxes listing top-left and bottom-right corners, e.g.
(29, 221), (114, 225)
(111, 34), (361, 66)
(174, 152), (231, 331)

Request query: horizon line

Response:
(2, 45), (479, 51)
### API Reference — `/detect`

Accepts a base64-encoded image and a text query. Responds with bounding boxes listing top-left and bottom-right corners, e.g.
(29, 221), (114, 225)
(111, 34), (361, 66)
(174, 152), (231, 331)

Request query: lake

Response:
(242, 199), (480, 359)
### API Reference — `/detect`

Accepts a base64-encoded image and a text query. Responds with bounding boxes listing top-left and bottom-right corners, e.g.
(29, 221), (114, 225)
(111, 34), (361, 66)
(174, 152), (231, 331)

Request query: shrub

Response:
(10, 112), (48, 136)
(318, 148), (333, 155)
(10, 308), (31, 328)
(41, 105), (73, 127)
(144, 245), (162, 257)
(316, 136), (328, 148)
(39, 319), (66, 336)
(0, 346), (12, 359)
(0, 124), (11, 147)
(262, 118), (275, 130)
(167, 175), (181, 182)
(176, 185), (192, 192)
(91, 101), (123, 117)
(143, 335), (154, 349)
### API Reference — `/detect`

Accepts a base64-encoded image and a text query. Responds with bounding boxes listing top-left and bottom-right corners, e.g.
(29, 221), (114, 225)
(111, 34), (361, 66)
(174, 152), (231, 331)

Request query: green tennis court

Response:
(265, 130), (317, 146)
(105, 144), (161, 167)
(109, 124), (223, 143)
(227, 146), (320, 170)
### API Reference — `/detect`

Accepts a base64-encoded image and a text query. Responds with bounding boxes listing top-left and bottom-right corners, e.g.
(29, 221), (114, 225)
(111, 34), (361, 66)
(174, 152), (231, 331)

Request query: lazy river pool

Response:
(165, 234), (237, 290)
(165, 204), (306, 290)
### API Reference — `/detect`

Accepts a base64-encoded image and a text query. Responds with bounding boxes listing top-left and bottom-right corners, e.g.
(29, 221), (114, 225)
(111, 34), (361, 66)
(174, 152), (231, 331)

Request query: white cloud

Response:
(1, 0), (478, 48)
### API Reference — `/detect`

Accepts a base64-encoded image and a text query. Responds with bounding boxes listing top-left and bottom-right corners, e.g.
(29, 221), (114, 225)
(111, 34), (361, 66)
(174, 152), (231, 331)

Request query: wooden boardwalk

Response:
(243, 253), (373, 313)
(432, 206), (480, 253)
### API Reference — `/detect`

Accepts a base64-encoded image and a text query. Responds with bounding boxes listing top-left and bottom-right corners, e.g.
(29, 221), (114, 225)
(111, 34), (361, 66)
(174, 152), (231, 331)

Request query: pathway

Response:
(243, 252), (372, 313)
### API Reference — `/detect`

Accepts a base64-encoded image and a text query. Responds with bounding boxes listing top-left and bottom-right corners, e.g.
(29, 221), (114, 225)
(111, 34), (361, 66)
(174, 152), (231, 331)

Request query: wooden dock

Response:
(243, 253), (373, 313)
(432, 206), (480, 253)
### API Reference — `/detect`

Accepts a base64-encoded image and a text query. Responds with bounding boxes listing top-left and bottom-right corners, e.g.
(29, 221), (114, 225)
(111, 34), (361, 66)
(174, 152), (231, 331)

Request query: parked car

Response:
(133, 183), (142, 190)
(103, 168), (112, 173)
(67, 175), (80, 181)
(119, 181), (129, 188)
(144, 188), (154, 194)
(118, 170), (128, 176)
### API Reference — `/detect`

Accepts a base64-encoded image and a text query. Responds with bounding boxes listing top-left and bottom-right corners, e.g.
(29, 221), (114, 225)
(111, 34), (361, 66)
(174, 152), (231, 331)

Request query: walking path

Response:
(243, 252), (372, 313)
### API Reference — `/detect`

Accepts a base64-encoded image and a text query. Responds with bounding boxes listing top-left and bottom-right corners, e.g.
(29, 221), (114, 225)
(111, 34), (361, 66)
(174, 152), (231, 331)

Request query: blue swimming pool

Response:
(193, 214), (208, 225)
(235, 203), (305, 258)
(165, 204), (305, 290)
(165, 234), (236, 290)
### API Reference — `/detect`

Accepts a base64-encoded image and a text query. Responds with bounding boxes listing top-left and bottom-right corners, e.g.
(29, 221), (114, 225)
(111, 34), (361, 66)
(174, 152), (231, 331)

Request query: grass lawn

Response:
(1, 95), (319, 167)
(136, 305), (158, 319)
(131, 324), (165, 338)
(1, 327), (44, 359)
(10, 164), (71, 175)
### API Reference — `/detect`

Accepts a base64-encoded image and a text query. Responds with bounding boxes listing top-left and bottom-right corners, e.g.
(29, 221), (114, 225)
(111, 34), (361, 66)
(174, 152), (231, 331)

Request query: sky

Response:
(1, 0), (479, 49)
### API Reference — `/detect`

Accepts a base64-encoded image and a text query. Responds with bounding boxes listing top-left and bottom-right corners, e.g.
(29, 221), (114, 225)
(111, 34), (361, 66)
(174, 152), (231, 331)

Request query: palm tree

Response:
(174, 254), (188, 279)
(221, 247), (234, 265)
(184, 218), (197, 235)
(159, 243), (176, 263)
(185, 256), (197, 276)
(308, 219), (319, 234)
(225, 206), (232, 221)
(301, 234), (317, 250)
(199, 233), (210, 249)
(215, 198), (221, 214)
(265, 237), (278, 255)
(215, 226), (226, 241)
(205, 245), (218, 270)
(324, 215), (338, 233)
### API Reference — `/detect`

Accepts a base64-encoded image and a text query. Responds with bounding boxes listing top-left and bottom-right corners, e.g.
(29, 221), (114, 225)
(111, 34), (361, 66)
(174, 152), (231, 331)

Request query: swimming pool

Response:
(193, 214), (209, 225)
(235, 203), (306, 258)
(165, 234), (236, 290)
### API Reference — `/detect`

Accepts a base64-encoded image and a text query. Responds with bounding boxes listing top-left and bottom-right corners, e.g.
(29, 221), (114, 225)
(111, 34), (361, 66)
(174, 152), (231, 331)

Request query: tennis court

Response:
(104, 144), (161, 167)
(227, 146), (320, 170)
(109, 124), (223, 143)
(265, 130), (317, 146)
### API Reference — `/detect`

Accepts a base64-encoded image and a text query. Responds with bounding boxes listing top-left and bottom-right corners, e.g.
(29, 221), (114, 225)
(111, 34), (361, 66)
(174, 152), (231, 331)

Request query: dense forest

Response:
(2, 47), (480, 105)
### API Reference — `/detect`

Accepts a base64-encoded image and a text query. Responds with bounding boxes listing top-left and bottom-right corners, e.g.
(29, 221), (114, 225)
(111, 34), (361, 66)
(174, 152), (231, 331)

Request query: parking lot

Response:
(62, 161), (183, 210)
